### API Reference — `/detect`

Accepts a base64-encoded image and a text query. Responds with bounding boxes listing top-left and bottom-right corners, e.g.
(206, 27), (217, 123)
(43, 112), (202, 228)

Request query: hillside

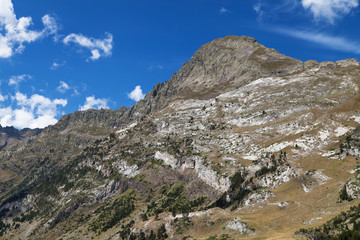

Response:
(1, 36), (360, 239)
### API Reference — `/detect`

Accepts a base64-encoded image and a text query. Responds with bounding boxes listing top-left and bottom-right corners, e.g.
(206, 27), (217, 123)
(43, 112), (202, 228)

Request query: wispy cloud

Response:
(220, 7), (229, 14)
(147, 64), (164, 71)
(128, 85), (145, 102)
(253, 2), (265, 21)
(253, 0), (358, 24)
(51, 61), (66, 70)
(301, 0), (359, 24)
(56, 81), (70, 93)
(275, 27), (360, 54)
(63, 33), (113, 61)
(253, 0), (299, 21)
(8, 74), (31, 87)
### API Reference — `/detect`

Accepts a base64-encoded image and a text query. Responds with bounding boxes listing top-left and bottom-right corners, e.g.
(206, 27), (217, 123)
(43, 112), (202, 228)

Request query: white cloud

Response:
(275, 27), (360, 54)
(253, 2), (265, 21)
(0, 0), (58, 58)
(71, 89), (80, 97)
(220, 7), (229, 14)
(301, 0), (359, 23)
(128, 85), (145, 102)
(41, 14), (58, 35)
(51, 61), (65, 70)
(0, 93), (7, 101)
(79, 96), (109, 111)
(253, 0), (300, 21)
(56, 81), (70, 93)
(90, 49), (101, 60)
(63, 32), (113, 61)
(8, 74), (31, 87)
(0, 91), (67, 129)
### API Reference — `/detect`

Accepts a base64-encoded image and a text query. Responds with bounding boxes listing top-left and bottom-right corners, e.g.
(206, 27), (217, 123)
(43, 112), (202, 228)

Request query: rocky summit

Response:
(1, 36), (360, 239)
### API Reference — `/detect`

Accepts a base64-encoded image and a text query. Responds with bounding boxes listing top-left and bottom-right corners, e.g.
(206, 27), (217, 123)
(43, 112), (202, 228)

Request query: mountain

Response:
(0, 126), (41, 151)
(1, 35), (360, 239)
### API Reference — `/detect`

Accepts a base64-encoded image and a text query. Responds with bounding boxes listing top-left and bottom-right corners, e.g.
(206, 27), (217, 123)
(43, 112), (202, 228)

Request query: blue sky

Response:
(0, 0), (359, 129)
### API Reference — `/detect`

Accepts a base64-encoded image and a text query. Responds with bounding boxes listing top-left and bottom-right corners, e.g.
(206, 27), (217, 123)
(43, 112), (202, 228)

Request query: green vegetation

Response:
(13, 210), (37, 223)
(339, 184), (352, 202)
(118, 220), (135, 239)
(146, 183), (205, 216)
(230, 171), (246, 191)
(0, 220), (10, 236)
(214, 171), (250, 209)
(296, 203), (360, 239)
(255, 165), (276, 177)
(120, 223), (168, 240)
(171, 216), (194, 235)
(89, 190), (136, 234)
(255, 152), (287, 178)
(206, 234), (231, 240)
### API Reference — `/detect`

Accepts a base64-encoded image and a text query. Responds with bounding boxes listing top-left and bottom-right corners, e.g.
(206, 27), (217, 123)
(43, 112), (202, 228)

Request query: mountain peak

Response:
(213, 35), (259, 46)
(167, 35), (302, 99)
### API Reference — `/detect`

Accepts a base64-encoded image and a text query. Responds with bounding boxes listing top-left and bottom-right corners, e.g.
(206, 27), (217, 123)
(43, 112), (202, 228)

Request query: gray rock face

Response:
(43, 36), (304, 135)
(226, 217), (255, 235)
(38, 36), (359, 138)
(0, 125), (41, 151)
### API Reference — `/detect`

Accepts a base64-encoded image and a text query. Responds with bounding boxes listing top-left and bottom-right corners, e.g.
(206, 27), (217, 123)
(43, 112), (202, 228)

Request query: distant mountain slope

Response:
(0, 126), (41, 151)
(1, 36), (360, 239)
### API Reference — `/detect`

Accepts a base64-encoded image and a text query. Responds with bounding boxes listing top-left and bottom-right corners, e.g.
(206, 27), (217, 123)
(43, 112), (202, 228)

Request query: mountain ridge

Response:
(41, 35), (359, 136)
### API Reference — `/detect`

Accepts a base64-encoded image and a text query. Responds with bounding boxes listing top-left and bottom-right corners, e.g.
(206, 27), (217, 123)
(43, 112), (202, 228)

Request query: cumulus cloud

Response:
(301, 0), (359, 23)
(63, 33), (113, 61)
(128, 85), (145, 102)
(275, 27), (360, 54)
(79, 96), (109, 111)
(8, 74), (31, 87)
(0, 92), (67, 129)
(0, 0), (58, 58)
(56, 81), (70, 93)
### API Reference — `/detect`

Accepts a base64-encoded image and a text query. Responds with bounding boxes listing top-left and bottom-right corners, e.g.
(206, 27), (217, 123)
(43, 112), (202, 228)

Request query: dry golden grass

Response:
(328, 93), (360, 114)
(0, 168), (13, 182)
(180, 154), (359, 240)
